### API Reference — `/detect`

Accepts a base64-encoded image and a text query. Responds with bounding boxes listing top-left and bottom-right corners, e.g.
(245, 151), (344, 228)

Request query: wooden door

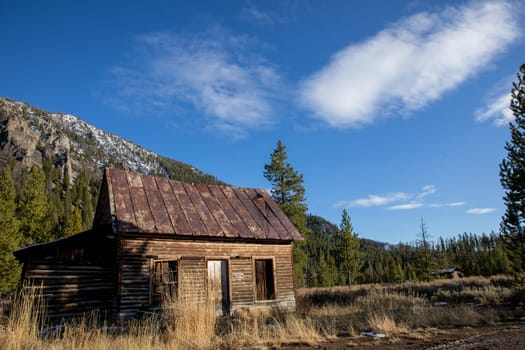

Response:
(207, 260), (229, 315)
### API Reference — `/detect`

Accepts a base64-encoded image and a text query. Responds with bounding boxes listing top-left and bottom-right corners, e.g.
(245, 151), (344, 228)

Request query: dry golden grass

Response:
(2, 285), (45, 350)
(221, 308), (325, 348)
(297, 275), (515, 338)
(366, 311), (409, 336)
(162, 298), (217, 349)
(0, 275), (516, 349)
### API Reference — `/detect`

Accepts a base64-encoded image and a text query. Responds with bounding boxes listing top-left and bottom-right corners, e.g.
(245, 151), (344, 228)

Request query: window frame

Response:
(150, 259), (179, 306)
(253, 257), (276, 301)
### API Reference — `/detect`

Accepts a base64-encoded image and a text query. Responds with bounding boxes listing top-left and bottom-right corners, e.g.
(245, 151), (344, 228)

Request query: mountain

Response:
(0, 97), (223, 184)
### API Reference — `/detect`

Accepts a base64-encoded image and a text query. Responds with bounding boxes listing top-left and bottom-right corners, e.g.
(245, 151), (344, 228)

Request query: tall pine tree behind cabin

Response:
(264, 140), (308, 287)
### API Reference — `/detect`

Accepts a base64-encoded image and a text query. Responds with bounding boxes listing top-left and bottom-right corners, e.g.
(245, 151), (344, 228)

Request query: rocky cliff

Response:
(0, 97), (222, 184)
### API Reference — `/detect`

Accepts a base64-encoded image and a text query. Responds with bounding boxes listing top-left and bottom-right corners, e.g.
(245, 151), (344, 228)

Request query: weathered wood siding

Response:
(230, 257), (254, 304)
(22, 262), (114, 320)
(179, 257), (207, 303)
(118, 238), (295, 319)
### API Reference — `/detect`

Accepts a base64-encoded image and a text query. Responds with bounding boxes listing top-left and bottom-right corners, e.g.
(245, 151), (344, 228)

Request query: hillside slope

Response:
(0, 97), (222, 184)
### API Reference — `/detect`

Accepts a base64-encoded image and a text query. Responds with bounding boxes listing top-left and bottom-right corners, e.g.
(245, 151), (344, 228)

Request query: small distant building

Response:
(430, 267), (464, 279)
(14, 168), (303, 321)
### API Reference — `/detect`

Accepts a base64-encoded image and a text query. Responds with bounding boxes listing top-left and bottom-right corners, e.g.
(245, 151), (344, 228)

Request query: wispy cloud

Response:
(239, 1), (304, 26)
(107, 29), (282, 137)
(429, 202), (466, 208)
(466, 208), (496, 214)
(334, 192), (409, 208)
(476, 86), (514, 126)
(385, 184), (439, 210)
(337, 185), (464, 211)
(416, 185), (436, 200)
(388, 203), (423, 211)
(299, 1), (520, 127)
(386, 185), (438, 210)
(240, 4), (278, 26)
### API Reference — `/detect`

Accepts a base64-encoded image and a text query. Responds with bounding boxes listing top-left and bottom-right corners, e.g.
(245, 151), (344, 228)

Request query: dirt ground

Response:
(291, 321), (525, 349)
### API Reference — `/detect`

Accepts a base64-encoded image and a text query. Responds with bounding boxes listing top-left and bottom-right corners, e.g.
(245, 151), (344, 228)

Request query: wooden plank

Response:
(110, 170), (138, 231)
(207, 186), (244, 238)
(232, 188), (273, 239)
(29, 264), (114, 271)
(142, 175), (173, 233)
(230, 257), (254, 303)
(195, 184), (234, 238)
(221, 186), (266, 240)
(183, 183), (222, 237)
(156, 177), (191, 235)
(216, 186), (256, 238)
(252, 189), (291, 240)
(127, 172), (156, 233)
(170, 181), (207, 235)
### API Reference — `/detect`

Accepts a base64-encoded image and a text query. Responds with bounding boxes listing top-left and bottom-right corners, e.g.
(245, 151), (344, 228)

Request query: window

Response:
(151, 260), (178, 305)
(255, 259), (275, 300)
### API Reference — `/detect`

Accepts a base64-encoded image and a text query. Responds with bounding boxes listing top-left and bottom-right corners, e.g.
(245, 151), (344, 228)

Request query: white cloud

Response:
(337, 185), (465, 211)
(387, 202), (423, 210)
(429, 202), (466, 208)
(476, 91), (514, 126)
(416, 184), (436, 200)
(466, 208), (496, 214)
(299, 1), (520, 127)
(108, 29), (282, 136)
(387, 184), (437, 210)
(335, 192), (409, 208)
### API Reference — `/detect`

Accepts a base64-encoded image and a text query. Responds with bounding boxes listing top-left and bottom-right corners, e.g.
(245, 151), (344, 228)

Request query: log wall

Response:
(117, 238), (296, 319)
(23, 262), (114, 321)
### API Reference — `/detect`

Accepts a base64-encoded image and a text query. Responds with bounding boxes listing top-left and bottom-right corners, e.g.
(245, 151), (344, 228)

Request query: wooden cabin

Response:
(14, 168), (303, 321)
(430, 267), (464, 279)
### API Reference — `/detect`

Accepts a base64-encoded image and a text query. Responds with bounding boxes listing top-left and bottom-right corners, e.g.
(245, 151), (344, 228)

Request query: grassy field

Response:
(1, 275), (521, 350)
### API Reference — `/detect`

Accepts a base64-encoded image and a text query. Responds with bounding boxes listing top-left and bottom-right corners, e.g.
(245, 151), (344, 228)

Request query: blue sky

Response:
(1, 0), (524, 244)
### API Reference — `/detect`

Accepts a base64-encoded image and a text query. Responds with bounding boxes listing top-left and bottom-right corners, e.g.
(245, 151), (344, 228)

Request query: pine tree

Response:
(415, 218), (436, 280)
(390, 255), (405, 283)
(264, 140), (308, 231)
(0, 165), (22, 294)
(327, 254), (338, 286)
(335, 209), (362, 286)
(0, 166), (21, 292)
(316, 251), (331, 287)
(500, 63), (525, 277)
(72, 172), (94, 230)
(493, 235), (512, 275)
(17, 166), (52, 244)
(264, 140), (308, 287)
(63, 206), (83, 236)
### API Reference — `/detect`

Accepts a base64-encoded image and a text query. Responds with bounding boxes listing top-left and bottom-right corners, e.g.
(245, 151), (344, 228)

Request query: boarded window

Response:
(255, 259), (275, 301)
(151, 260), (178, 305)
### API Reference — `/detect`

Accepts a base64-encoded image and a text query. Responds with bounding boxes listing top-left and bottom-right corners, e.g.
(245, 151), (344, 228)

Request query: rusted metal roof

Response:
(94, 168), (303, 241)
